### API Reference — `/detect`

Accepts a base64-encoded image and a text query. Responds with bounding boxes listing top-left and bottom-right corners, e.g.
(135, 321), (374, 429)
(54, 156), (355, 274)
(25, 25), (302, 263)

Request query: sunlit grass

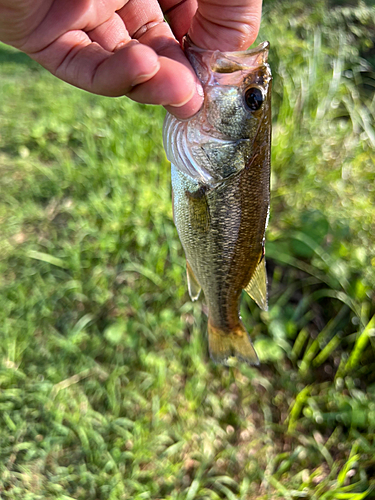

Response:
(0, 1), (375, 498)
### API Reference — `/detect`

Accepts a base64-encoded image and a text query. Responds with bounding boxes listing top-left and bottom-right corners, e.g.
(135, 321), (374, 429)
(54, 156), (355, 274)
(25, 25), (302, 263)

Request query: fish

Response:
(163, 36), (272, 365)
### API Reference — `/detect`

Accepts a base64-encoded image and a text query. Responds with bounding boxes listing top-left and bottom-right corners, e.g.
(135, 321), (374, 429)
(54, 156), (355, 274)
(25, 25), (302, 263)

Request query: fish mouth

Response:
(183, 36), (270, 79)
(183, 35), (270, 61)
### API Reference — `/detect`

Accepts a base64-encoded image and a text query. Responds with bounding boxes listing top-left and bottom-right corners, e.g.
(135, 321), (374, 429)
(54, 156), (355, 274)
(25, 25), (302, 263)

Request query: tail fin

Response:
(208, 320), (259, 366)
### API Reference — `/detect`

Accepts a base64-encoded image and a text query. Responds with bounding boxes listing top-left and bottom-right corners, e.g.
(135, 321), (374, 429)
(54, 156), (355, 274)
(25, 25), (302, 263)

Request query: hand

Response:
(0, 0), (262, 118)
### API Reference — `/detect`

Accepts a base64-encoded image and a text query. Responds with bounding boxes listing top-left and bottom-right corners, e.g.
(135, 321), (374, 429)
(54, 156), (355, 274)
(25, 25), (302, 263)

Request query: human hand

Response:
(0, 0), (262, 119)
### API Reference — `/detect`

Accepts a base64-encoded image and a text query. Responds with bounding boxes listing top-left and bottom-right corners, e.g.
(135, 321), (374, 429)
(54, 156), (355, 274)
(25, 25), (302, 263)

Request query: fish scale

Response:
(163, 37), (272, 365)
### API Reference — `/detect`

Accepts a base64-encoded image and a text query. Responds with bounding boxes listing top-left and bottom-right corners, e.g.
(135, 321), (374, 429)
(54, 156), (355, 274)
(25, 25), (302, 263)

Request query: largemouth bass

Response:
(163, 36), (272, 365)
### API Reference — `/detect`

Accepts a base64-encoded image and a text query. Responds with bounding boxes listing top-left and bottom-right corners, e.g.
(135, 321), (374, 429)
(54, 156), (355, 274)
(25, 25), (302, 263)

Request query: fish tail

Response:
(207, 319), (259, 366)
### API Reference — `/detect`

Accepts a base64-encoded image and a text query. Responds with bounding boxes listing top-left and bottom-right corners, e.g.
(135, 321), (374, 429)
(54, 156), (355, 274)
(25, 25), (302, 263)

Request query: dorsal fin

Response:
(244, 258), (268, 311)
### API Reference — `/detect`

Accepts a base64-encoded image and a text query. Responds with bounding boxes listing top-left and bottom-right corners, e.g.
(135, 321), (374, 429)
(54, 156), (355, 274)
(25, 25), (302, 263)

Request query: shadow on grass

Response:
(0, 47), (40, 68)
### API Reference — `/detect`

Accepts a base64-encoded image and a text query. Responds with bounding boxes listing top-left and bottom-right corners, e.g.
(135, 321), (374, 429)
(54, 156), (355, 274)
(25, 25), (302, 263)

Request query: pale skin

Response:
(0, 0), (262, 119)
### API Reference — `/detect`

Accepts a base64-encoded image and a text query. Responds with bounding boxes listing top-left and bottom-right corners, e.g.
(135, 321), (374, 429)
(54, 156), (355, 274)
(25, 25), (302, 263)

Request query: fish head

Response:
(184, 37), (272, 143)
(163, 38), (272, 185)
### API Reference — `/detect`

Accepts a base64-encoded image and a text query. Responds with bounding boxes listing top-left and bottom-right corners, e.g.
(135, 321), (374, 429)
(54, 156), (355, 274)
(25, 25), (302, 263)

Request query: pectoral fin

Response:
(186, 261), (201, 301)
(244, 257), (268, 311)
(185, 185), (210, 232)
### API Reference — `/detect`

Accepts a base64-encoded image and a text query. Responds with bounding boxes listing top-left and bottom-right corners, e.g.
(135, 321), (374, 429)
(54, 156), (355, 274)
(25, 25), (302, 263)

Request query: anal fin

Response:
(244, 257), (268, 311)
(186, 261), (201, 301)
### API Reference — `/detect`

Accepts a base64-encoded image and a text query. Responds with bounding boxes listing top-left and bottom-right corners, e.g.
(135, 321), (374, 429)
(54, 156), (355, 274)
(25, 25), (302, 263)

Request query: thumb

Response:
(189, 0), (262, 51)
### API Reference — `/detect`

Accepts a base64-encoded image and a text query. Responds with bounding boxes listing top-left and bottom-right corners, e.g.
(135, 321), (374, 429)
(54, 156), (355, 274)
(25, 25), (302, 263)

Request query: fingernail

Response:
(168, 87), (198, 108)
(114, 39), (137, 52)
(131, 61), (160, 87)
(196, 81), (204, 98)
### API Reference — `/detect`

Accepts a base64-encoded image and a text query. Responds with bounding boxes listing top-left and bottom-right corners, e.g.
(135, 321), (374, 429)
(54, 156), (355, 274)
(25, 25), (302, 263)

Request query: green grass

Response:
(0, 1), (375, 498)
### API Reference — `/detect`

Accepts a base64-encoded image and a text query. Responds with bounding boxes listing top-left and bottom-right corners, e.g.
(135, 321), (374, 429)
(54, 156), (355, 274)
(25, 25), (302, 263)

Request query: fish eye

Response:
(244, 87), (264, 111)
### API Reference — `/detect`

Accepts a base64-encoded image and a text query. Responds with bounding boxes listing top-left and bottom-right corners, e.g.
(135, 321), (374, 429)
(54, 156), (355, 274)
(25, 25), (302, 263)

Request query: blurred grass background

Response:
(0, 0), (375, 498)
